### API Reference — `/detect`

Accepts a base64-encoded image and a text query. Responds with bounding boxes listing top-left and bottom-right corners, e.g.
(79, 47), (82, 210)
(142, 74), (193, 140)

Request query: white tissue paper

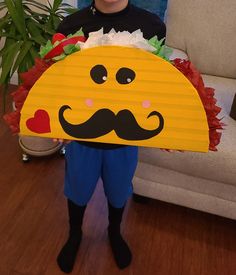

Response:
(77, 28), (156, 52)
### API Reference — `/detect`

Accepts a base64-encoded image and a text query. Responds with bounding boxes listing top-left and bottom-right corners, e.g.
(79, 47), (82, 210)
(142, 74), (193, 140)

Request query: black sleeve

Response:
(157, 20), (166, 40)
(139, 12), (166, 41)
(152, 16), (166, 41)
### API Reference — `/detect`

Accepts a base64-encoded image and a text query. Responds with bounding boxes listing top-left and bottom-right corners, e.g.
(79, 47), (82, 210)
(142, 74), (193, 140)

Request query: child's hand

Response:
(53, 138), (71, 144)
(160, 149), (184, 153)
(160, 148), (173, 152)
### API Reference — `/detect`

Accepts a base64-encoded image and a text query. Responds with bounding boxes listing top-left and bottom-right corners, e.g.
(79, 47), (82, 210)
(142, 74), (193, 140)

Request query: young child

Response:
(56, 0), (166, 273)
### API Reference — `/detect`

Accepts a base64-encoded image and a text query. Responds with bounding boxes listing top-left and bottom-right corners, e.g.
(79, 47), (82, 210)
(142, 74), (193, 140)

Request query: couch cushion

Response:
(165, 0), (236, 78)
(138, 75), (236, 186)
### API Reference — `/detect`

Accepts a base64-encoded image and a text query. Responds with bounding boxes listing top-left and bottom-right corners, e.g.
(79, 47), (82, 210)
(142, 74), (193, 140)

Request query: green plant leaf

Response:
(30, 34), (47, 45)
(52, 0), (63, 11)
(25, 51), (34, 70)
(0, 39), (18, 57)
(5, 0), (27, 40)
(33, 21), (55, 35)
(52, 14), (61, 29)
(44, 15), (54, 30)
(0, 13), (10, 29)
(26, 19), (47, 45)
(17, 51), (34, 76)
(1, 23), (18, 50)
(12, 41), (33, 75)
(29, 47), (39, 60)
(0, 41), (23, 85)
(0, 32), (22, 40)
(1, 0), (71, 108)
(18, 56), (28, 74)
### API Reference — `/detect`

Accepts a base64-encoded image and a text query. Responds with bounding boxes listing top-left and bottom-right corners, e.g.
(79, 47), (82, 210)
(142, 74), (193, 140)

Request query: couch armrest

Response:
(168, 47), (189, 61)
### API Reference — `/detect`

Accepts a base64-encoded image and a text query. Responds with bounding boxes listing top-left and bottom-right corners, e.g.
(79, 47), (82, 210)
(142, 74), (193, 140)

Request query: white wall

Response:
(63, 0), (78, 7)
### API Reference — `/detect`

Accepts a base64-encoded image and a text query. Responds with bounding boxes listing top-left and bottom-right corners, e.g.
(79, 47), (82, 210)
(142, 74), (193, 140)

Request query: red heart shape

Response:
(26, 109), (51, 134)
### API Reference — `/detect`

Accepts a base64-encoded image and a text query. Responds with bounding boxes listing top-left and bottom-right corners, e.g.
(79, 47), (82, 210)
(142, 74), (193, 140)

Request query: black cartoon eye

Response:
(116, 67), (136, 84)
(90, 64), (108, 84)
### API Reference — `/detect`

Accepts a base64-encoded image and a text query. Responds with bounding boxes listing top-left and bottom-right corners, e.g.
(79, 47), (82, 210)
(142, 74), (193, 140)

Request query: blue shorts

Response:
(64, 142), (138, 208)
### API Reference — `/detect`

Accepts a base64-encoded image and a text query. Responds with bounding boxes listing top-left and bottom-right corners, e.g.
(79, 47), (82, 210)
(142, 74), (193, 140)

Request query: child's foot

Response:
(57, 230), (82, 273)
(108, 228), (132, 269)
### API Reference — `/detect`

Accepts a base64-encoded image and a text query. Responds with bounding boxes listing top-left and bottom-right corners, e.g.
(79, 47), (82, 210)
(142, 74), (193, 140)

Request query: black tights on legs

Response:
(57, 199), (86, 273)
(108, 201), (132, 269)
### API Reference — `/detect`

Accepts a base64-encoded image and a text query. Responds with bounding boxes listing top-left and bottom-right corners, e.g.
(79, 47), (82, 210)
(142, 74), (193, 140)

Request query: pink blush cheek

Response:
(142, 100), (151, 108)
(85, 99), (93, 107)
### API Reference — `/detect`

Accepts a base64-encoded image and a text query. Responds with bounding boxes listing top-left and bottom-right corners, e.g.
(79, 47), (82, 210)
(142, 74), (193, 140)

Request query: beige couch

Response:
(133, 0), (236, 220)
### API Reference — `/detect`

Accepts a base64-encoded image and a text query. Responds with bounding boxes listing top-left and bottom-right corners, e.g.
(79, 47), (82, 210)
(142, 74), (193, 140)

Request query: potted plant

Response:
(0, 0), (78, 99)
(0, 0), (78, 161)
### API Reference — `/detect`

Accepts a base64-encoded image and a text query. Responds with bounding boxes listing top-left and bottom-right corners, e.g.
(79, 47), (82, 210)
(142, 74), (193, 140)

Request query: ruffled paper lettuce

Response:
(173, 59), (224, 151)
(39, 29), (85, 61)
(4, 29), (223, 151)
(81, 28), (155, 51)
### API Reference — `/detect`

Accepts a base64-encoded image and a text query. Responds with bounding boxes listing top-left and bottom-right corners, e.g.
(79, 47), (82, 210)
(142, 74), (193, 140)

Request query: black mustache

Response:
(59, 106), (164, 140)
